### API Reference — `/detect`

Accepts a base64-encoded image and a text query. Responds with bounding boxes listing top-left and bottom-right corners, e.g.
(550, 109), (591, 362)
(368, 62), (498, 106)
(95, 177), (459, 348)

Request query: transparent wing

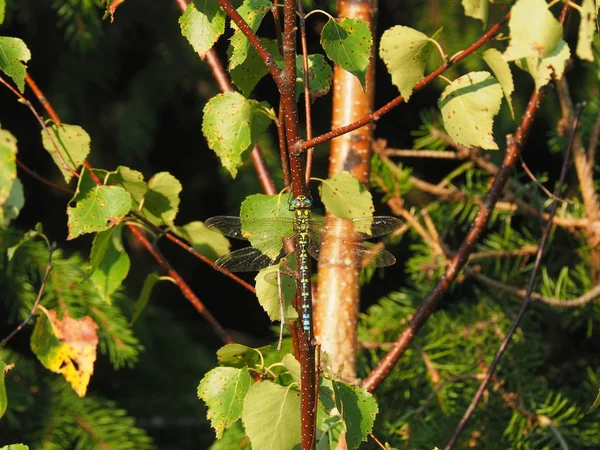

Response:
(213, 246), (289, 272)
(308, 216), (402, 241)
(204, 216), (296, 241)
(307, 236), (397, 268)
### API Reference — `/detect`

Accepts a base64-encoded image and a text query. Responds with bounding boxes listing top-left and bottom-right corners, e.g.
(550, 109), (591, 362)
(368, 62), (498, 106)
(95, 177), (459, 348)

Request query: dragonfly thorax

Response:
(291, 195), (312, 211)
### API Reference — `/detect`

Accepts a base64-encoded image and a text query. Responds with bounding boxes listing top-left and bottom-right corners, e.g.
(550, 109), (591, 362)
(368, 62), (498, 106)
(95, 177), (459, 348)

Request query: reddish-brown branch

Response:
(297, 12), (510, 153)
(215, 0), (282, 86)
(361, 88), (544, 393)
(128, 226), (233, 344)
(444, 102), (583, 450)
(18, 73), (233, 344)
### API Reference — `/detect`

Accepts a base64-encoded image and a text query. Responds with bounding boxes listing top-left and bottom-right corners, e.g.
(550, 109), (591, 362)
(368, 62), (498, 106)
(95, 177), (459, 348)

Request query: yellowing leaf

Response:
(515, 40), (570, 91)
(483, 48), (515, 119)
(379, 26), (436, 101)
(30, 306), (99, 397)
(576, 0), (597, 61)
(503, 0), (563, 61)
(41, 124), (91, 184)
(438, 71), (502, 150)
(0, 37), (30, 93)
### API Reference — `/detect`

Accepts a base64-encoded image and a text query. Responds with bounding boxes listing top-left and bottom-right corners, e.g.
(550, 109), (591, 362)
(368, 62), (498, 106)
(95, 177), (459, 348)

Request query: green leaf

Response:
(462, 0), (489, 27)
(202, 92), (272, 178)
(228, 0), (273, 70)
(0, 37), (30, 93)
(319, 171), (374, 221)
(242, 381), (301, 450)
(131, 272), (162, 325)
(576, 0), (596, 61)
(217, 343), (265, 368)
(482, 48), (515, 119)
(89, 225), (130, 303)
(0, 0), (5, 25)
(321, 17), (372, 90)
(438, 71), (502, 150)
(255, 263), (297, 322)
(198, 366), (253, 438)
(67, 167), (132, 239)
(210, 420), (251, 450)
(231, 38), (279, 96)
(379, 25), (436, 101)
(0, 360), (10, 419)
(0, 163), (22, 228)
(515, 40), (570, 91)
(176, 221), (231, 261)
(332, 380), (378, 449)
(281, 353), (300, 384)
(0, 128), (17, 209)
(179, 0), (226, 58)
(294, 54), (333, 100)
(240, 193), (293, 256)
(0, 445), (29, 450)
(41, 124), (91, 184)
(107, 165), (148, 210)
(503, 0), (563, 61)
(141, 172), (182, 227)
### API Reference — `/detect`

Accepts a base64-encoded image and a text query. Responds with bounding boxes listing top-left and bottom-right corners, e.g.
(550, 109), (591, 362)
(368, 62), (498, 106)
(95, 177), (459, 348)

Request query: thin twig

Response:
(1, 246), (55, 347)
(444, 103), (584, 450)
(519, 153), (572, 204)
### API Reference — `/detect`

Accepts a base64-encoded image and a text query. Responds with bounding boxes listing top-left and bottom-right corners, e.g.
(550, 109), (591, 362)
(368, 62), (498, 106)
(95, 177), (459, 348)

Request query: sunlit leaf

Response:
(41, 124), (91, 184)
(67, 167), (132, 239)
(462, 0), (489, 27)
(242, 381), (301, 450)
(176, 221), (231, 261)
(332, 380), (378, 449)
(30, 306), (99, 397)
(319, 171), (374, 221)
(202, 92), (272, 178)
(483, 48), (515, 119)
(379, 25), (436, 101)
(0, 445), (29, 450)
(0, 0), (5, 25)
(438, 71), (502, 150)
(141, 172), (182, 227)
(179, 0), (226, 58)
(0, 37), (30, 93)
(198, 366), (253, 438)
(255, 263), (297, 322)
(0, 128), (17, 210)
(107, 165), (148, 210)
(293, 54), (333, 100)
(217, 343), (265, 368)
(231, 38), (279, 96)
(89, 224), (130, 303)
(515, 40), (570, 91)
(503, 0), (563, 61)
(228, 0), (272, 70)
(321, 17), (372, 90)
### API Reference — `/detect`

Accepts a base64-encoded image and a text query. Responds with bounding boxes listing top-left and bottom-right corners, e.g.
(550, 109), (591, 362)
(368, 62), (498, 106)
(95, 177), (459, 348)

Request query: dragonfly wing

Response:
(308, 216), (402, 240)
(307, 238), (397, 268)
(213, 246), (288, 272)
(205, 216), (296, 240)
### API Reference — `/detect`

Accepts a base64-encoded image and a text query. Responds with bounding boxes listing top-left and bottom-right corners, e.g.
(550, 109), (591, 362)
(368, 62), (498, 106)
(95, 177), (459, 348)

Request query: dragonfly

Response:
(205, 195), (403, 340)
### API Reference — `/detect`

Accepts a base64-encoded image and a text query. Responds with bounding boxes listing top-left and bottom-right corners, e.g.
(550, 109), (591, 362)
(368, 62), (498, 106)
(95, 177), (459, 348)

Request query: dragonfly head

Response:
(291, 195), (312, 210)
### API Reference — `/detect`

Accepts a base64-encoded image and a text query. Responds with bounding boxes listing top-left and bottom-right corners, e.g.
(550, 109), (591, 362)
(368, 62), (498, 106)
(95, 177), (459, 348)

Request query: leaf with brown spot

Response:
(30, 306), (99, 397)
